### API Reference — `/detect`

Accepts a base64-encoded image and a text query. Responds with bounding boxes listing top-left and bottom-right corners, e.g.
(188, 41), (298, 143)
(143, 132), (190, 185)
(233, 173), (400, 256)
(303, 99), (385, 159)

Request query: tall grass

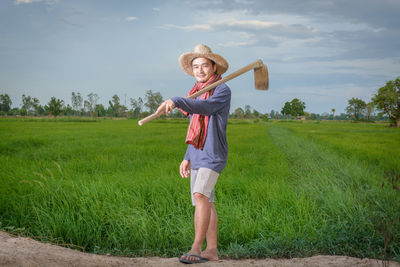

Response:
(0, 118), (399, 261)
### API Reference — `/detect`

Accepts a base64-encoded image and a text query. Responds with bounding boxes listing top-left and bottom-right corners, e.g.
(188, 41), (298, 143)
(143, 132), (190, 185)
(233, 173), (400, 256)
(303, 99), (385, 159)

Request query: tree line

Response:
(270, 77), (399, 127)
(1, 77), (399, 126)
(0, 90), (166, 118)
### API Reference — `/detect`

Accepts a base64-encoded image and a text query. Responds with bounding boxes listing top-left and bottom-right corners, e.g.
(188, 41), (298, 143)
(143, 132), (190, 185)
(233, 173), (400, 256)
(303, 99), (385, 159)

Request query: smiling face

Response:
(191, 57), (217, 83)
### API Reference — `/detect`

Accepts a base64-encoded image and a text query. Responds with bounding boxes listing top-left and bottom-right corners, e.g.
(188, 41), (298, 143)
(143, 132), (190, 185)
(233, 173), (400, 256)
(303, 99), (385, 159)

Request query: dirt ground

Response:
(1, 231), (398, 267)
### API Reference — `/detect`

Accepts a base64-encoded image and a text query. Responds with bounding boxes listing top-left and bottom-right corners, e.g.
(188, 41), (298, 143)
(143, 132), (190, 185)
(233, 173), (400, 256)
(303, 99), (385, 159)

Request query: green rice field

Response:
(0, 117), (399, 261)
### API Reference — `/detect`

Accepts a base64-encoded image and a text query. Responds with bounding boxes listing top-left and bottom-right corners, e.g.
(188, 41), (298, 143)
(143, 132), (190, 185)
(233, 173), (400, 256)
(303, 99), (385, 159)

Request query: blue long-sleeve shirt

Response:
(171, 83), (231, 173)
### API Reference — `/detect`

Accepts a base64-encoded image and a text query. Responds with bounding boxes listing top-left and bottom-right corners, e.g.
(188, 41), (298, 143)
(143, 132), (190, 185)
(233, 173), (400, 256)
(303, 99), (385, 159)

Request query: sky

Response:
(1, 0), (399, 114)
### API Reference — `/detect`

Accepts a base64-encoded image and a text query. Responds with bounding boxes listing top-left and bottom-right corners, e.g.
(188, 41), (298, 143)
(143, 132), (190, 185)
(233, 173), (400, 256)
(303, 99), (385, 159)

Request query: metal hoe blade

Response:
(254, 63), (269, 90)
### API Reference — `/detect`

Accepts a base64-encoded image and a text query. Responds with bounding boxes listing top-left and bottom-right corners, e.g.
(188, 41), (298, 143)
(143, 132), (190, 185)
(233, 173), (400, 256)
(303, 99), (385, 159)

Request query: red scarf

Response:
(180, 74), (221, 150)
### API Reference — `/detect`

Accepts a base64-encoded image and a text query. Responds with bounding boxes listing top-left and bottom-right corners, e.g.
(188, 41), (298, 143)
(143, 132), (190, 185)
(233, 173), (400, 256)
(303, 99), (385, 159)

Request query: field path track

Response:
(1, 232), (398, 267)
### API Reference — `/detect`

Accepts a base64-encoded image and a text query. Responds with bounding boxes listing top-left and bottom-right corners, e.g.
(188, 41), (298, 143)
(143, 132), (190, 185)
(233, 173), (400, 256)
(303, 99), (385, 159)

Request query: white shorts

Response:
(190, 168), (220, 206)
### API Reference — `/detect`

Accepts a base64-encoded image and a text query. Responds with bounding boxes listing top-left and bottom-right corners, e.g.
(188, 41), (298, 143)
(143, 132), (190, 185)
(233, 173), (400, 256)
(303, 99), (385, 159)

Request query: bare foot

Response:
(180, 249), (205, 263)
(200, 248), (218, 261)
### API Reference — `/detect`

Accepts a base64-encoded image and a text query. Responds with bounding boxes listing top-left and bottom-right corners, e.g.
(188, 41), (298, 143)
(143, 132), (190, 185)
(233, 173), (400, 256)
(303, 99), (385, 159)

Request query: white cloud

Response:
(162, 24), (212, 31)
(217, 41), (257, 47)
(163, 18), (280, 32)
(212, 18), (279, 29)
(152, 7), (160, 11)
(162, 18), (316, 47)
(14, 0), (57, 4)
(14, 0), (41, 4)
(125, 16), (137, 21)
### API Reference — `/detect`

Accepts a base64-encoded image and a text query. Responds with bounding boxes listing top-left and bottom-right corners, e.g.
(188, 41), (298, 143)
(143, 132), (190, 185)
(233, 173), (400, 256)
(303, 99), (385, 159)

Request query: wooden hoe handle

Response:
(138, 59), (265, 126)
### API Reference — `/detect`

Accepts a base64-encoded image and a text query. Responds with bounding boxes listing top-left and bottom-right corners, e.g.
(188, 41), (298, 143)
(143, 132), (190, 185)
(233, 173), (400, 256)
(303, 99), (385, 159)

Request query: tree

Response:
(47, 97), (64, 117)
(85, 93), (99, 116)
(366, 102), (375, 121)
(321, 112), (330, 120)
(252, 109), (260, 118)
(108, 94), (127, 117)
(130, 97), (144, 118)
(244, 105), (252, 118)
(21, 94), (34, 115)
(270, 110), (275, 119)
(31, 97), (41, 116)
(95, 104), (106, 117)
(308, 113), (318, 120)
(281, 98), (305, 118)
(0, 94), (12, 113)
(331, 108), (335, 119)
(144, 90), (163, 113)
(290, 98), (306, 117)
(372, 77), (400, 127)
(63, 104), (73, 116)
(71, 92), (83, 116)
(281, 101), (291, 118)
(346, 97), (366, 121)
(232, 107), (244, 119)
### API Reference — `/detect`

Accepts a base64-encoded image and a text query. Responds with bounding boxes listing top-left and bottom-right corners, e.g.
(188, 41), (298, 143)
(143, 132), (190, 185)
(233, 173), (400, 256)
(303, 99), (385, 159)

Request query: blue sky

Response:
(1, 0), (399, 114)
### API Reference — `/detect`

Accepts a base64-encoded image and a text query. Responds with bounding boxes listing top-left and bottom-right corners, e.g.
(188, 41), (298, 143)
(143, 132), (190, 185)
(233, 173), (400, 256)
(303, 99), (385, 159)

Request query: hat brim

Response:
(179, 52), (229, 76)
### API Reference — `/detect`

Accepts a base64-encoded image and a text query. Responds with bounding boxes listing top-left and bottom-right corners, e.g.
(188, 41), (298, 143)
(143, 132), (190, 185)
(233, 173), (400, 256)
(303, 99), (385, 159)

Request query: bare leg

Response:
(201, 203), (219, 261)
(181, 193), (211, 262)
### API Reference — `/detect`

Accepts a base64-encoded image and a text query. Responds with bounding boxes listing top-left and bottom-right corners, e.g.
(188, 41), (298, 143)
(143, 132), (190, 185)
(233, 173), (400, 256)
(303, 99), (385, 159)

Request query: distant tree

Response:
(270, 109), (275, 119)
(144, 90), (163, 114)
(346, 97), (366, 121)
(290, 98), (306, 117)
(95, 104), (106, 117)
(308, 113), (317, 120)
(85, 93), (99, 116)
(366, 102), (375, 121)
(31, 97), (41, 116)
(21, 94), (34, 115)
(244, 105), (252, 118)
(71, 92), (83, 116)
(47, 97), (64, 117)
(372, 77), (400, 127)
(130, 97), (144, 118)
(338, 113), (348, 120)
(232, 107), (244, 119)
(281, 101), (291, 118)
(0, 94), (12, 113)
(108, 95), (119, 117)
(108, 94), (127, 117)
(120, 105), (128, 117)
(281, 98), (306, 119)
(63, 104), (74, 116)
(331, 108), (335, 119)
(252, 109), (260, 118)
(321, 112), (330, 120)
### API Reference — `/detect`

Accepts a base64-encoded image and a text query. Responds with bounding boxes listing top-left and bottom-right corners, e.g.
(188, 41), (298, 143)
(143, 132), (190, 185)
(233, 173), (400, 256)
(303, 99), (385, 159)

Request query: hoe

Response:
(138, 59), (269, 126)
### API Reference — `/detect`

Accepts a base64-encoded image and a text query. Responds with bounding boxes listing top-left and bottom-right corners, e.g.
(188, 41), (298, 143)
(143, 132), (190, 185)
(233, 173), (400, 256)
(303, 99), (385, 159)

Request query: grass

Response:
(0, 118), (399, 261)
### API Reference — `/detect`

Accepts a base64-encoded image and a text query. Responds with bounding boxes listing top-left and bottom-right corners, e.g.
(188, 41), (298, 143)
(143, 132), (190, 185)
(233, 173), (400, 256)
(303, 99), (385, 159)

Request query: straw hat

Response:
(179, 44), (229, 76)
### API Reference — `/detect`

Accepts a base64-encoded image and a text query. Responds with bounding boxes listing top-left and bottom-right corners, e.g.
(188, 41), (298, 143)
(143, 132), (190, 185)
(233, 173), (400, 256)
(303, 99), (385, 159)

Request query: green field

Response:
(0, 118), (399, 261)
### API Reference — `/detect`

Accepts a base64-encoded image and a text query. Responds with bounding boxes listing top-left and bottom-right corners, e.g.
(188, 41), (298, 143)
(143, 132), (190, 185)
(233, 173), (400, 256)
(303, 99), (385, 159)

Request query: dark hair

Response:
(191, 57), (215, 66)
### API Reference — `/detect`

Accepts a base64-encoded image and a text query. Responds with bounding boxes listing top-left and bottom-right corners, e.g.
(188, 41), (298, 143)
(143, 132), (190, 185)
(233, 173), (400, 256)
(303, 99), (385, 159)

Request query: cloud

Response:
(14, 0), (41, 4)
(187, 0), (400, 30)
(125, 16), (137, 21)
(14, 0), (57, 5)
(162, 18), (317, 47)
(152, 7), (160, 11)
(212, 18), (279, 29)
(162, 24), (212, 31)
(217, 41), (257, 47)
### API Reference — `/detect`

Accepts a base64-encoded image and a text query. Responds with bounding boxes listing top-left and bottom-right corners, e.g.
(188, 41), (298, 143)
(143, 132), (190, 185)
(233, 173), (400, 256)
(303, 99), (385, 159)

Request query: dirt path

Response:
(0, 231), (398, 267)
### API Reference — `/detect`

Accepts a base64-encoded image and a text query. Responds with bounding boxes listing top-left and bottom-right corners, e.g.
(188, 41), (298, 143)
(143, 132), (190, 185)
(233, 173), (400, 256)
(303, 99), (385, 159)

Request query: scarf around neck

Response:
(180, 73), (221, 150)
